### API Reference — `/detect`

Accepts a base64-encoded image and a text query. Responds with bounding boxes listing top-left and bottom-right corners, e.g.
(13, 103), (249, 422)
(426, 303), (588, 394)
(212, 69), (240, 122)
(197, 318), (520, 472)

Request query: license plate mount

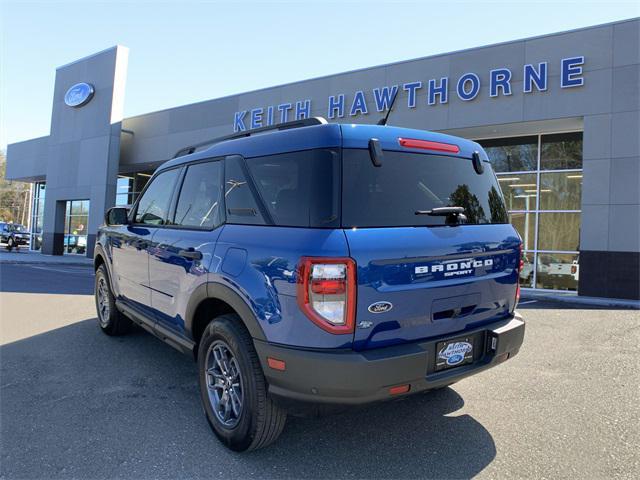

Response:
(435, 336), (474, 371)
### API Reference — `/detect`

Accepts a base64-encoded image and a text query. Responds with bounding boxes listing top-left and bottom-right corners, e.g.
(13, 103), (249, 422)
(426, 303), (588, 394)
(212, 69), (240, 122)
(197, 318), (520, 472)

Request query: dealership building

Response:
(5, 18), (639, 299)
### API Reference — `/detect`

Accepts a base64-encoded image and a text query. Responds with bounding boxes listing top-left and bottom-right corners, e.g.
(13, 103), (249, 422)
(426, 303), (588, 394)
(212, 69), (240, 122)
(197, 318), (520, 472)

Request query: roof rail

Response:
(173, 116), (328, 159)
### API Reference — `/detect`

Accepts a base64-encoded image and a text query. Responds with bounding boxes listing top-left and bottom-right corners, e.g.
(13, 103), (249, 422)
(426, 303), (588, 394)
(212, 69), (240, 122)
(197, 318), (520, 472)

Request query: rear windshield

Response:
(342, 149), (508, 227)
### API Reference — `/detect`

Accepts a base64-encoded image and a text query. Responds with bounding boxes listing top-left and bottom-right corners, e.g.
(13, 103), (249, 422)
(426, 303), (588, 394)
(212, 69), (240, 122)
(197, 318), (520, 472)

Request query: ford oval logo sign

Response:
(368, 301), (393, 314)
(64, 83), (95, 108)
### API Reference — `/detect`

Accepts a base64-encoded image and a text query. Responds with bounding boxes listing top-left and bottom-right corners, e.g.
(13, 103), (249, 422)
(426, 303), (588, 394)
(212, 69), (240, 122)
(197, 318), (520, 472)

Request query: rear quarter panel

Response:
(211, 225), (352, 349)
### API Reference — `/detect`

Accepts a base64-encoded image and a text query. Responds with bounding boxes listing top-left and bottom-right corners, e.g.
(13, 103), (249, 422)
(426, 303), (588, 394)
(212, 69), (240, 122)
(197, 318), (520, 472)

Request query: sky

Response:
(1, 0), (638, 149)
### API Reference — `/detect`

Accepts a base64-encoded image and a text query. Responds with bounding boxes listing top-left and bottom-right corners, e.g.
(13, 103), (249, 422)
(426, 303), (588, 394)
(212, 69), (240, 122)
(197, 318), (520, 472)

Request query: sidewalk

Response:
(521, 289), (640, 309)
(0, 249), (93, 266)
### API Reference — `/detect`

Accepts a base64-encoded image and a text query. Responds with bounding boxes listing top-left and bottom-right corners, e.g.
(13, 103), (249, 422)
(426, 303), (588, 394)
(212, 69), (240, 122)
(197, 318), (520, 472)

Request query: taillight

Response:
(398, 137), (460, 153)
(297, 257), (356, 334)
(570, 265), (577, 275)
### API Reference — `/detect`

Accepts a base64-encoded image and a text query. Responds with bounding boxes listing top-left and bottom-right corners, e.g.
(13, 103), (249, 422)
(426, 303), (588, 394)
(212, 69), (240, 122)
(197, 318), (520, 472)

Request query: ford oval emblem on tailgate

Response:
(368, 301), (393, 313)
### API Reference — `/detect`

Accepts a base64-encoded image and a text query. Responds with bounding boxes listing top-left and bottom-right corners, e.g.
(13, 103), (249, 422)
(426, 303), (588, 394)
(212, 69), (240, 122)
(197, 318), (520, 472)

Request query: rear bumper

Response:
(254, 312), (524, 407)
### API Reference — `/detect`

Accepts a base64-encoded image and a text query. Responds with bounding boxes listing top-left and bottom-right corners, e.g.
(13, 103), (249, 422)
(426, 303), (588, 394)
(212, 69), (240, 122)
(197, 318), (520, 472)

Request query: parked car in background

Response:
(0, 223), (30, 251)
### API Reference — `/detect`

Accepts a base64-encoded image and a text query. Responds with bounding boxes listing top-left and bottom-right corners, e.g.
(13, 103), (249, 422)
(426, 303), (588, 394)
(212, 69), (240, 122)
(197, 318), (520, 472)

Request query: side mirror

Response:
(105, 207), (130, 226)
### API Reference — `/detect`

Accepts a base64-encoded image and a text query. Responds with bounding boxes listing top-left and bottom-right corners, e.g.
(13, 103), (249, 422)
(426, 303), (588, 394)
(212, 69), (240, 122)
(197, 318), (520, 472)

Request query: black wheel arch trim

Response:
(93, 243), (117, 293)
(186, 282), (267, 343)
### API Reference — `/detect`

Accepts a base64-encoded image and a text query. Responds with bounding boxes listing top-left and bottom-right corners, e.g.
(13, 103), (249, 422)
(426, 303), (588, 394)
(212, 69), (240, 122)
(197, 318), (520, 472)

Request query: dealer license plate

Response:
(435, 336), (474, 371)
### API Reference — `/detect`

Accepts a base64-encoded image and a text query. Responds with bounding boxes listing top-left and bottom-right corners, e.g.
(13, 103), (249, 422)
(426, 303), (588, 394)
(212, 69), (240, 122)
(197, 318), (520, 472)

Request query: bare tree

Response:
(0, 151), (31, 225)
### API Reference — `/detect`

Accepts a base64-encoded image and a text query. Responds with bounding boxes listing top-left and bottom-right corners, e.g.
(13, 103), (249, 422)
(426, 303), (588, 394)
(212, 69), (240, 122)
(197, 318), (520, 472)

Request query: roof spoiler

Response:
(173, 117), (328, 159)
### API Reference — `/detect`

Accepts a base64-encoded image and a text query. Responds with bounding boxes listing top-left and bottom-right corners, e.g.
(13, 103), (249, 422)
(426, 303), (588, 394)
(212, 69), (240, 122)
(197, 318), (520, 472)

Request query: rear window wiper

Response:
(415, 206), (467, 225)
(415, 206), (465, 216)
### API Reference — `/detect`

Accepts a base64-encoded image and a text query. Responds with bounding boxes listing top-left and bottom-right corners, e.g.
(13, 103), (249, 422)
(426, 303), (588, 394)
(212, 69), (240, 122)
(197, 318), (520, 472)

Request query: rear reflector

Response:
(267, 357), (286, 371)
(398, 138), (460, 153)
(389, 384), (411, 395)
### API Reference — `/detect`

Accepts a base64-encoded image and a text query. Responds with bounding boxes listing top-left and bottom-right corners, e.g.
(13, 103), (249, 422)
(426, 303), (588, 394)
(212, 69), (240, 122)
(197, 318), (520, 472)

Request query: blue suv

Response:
(94, 118), (525, 451)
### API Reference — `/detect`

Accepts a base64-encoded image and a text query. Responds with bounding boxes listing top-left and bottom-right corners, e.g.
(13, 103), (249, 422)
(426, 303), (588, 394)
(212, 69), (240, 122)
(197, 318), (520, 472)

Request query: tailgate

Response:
(345, 224), (520, 350)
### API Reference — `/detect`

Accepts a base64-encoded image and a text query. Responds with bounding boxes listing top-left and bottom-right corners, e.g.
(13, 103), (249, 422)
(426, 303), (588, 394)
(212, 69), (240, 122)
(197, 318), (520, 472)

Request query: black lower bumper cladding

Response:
(254, 313), (525, 406)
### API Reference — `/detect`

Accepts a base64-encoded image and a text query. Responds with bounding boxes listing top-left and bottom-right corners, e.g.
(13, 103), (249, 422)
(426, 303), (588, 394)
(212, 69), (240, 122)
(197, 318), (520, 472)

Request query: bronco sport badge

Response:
(415, 258), (493, 278)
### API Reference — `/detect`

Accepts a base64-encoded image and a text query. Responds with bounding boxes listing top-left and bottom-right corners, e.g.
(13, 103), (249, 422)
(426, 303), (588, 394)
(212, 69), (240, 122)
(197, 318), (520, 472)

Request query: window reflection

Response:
(536, 253), (579, 291)
(509, 212), (535, 251)
(498, 173), (537, 211)
(30, 182), (46, 251)
(540, 133), (583, 170)
(64, 199), (90, 255)
(519, 252), (535, 288)
(538, 212), (581, 251)
(539, 172), (582, 210)
(480, 132), (583, 292)
(478, 136), (538, 172)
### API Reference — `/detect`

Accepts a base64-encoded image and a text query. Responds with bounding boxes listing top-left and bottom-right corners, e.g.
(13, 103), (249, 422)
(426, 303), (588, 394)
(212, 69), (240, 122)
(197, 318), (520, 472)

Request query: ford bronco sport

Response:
(94, 118), (525, 451)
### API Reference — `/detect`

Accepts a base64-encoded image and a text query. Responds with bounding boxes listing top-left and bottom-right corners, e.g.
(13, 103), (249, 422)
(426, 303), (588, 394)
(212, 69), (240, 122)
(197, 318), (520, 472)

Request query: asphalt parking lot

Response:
(1, 263), (638, 479)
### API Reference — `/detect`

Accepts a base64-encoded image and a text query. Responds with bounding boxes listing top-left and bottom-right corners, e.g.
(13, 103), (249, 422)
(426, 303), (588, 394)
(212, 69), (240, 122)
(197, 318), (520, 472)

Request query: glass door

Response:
(64, 200), (89, 255)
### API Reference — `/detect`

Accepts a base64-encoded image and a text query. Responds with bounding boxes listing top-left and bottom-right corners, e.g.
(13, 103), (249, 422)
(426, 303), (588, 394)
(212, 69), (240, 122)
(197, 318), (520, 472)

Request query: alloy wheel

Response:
(205, 341), (244, 428)
(97, 276), (110, 327)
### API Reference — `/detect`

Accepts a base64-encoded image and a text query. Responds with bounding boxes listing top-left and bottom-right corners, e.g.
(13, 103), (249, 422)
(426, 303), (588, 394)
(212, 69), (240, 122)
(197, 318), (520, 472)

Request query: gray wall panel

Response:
(582, 114), (611, 160)
(612, 64), (640, 113)
(613, 20), (640, 67)
(611, 110), (640, 158)
(580, 204), (610, 250)
(522, 68), (612, 120)
(582, 159), (611, 205)
(608, 204), (640, 251)
(609, 156), (640, 205)
(524, 25), (613, 73)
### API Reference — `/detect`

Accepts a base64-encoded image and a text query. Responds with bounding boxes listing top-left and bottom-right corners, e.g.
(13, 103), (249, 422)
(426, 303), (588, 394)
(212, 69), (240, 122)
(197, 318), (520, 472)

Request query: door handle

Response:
(178, 248), (203, 261)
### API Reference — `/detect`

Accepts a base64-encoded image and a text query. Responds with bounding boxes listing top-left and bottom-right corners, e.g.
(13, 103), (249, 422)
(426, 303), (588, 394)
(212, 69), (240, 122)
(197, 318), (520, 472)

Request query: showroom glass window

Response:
(30, 182), (46, 250)
(116, 172), (153, 206)
(64, 200), (90, 255)
(478, 132), (582, 291)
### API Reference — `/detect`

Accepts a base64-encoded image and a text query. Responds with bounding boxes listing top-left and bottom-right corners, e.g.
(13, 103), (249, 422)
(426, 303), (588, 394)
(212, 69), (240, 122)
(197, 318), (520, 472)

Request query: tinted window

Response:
(540, 132), (582, 170)
(342, 149), (508, 227)
(245, 149), (340, 227)
(134, 168), (180, 225)
(224, 156), (267, 225)
(173, 161), (223, 229)
(478, 136), (538, 172)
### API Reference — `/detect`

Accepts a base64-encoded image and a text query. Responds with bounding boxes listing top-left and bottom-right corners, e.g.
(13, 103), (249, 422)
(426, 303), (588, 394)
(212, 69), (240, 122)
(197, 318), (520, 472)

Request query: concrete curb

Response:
(0, 260), (93, 267)
(521, 290), (640, 309)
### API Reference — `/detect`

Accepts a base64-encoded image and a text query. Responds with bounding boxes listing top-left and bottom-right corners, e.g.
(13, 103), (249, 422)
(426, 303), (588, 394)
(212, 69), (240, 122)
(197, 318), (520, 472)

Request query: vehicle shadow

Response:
(0, 319), (496, 479)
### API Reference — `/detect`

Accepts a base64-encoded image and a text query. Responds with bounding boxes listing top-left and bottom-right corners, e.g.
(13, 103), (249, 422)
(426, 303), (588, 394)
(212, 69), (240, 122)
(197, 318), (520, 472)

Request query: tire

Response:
(198, 314), (286, 451)
(6, 238), (14, 251)
(95, 264), (131, 336)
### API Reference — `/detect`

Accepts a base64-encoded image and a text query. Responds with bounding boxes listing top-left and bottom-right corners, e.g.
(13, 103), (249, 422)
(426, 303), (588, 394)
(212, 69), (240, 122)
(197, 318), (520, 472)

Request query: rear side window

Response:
(342, 149), (508, 227)
(173, 161), (223, 229)
(134, 168), (181, 225)
(224, 156), (267, 225)
(244, 149), (340, 228)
